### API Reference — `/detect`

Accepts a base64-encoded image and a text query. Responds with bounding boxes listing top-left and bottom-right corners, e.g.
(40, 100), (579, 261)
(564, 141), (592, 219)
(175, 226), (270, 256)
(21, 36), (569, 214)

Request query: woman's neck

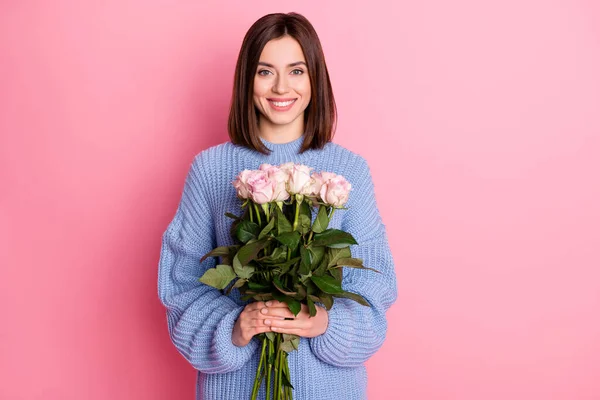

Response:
(258, 115), (304, 144)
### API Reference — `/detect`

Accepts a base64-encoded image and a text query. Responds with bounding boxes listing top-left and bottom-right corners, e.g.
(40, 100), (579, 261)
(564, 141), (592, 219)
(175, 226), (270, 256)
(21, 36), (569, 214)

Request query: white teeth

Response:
(271, 100), (295, 107)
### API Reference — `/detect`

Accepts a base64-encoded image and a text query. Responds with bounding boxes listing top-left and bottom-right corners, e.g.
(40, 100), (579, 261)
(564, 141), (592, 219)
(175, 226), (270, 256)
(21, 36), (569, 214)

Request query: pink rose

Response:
(246, 170), (275, 204)
(286, 164), (313, 195)
(279, 162), (295, 173)
(232, 169), (253, 199)
(308, 171), (338, 198)
(319, 174), (352, 207)
(259, 164), (290, 202)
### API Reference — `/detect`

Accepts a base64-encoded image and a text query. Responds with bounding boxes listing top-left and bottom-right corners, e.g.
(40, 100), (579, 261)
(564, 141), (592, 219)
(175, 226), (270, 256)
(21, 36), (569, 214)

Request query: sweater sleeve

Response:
(157, 155), (259, 373)
(309, 156), (398, 367)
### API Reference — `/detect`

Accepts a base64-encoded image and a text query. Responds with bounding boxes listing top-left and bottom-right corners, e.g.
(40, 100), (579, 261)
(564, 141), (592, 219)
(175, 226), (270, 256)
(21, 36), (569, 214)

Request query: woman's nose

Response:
(273, 76), (289, 94)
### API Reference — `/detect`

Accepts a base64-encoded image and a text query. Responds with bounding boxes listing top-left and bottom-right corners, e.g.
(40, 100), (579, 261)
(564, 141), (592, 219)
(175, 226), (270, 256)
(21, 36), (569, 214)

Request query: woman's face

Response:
(253, 36), (311, 135)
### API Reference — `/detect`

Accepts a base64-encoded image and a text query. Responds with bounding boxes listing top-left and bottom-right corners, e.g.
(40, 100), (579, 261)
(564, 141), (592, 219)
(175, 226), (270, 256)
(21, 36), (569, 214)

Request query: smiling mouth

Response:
(268, 99), (296, 107)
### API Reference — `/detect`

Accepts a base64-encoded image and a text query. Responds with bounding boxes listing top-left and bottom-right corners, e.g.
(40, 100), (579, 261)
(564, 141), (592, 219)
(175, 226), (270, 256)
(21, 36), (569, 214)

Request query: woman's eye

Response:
(291, 69), (304, 75)
(257, 70), (272, 76)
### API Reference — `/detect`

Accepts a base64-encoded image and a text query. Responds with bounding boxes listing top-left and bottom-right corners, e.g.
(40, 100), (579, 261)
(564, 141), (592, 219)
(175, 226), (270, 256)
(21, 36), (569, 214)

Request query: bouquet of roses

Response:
(198, 162), (378, 400)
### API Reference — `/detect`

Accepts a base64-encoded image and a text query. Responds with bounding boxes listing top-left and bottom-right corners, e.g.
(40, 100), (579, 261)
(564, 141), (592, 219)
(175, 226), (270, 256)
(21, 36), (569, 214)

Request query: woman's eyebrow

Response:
(258, 61), (307, 68)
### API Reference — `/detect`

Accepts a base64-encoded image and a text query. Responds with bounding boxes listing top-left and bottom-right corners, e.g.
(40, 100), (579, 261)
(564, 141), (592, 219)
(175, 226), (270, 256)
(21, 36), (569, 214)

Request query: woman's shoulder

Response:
(322, 141), (372, 175)
(192, 140), (237, 165)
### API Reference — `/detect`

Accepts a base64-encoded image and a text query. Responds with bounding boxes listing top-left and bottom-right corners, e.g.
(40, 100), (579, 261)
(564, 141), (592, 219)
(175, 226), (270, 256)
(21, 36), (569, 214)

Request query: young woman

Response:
(158, 12), (397, 400)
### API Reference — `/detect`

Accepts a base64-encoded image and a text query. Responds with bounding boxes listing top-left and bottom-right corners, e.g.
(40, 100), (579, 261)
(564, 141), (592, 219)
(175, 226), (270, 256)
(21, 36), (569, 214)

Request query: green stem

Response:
(284, 353), (291, 400)
(292, 198), (300, 232)
(266, 339), (274, 400)
(277, 346), (284, 400)
(254, 203), (262, 227)
(274, 335), (281, 400)
(249, 204), (254, 224)
(251, 337), (267, 400)
(287, 198), (301, 262)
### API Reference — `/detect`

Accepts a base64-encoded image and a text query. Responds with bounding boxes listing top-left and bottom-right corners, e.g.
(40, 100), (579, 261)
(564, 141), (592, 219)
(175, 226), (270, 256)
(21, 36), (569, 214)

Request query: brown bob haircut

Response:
(228, 12), (337, 155)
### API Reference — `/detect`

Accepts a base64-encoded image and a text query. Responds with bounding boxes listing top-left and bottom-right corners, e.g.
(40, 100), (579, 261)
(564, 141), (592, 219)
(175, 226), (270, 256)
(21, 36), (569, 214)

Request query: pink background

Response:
(1, 1), (599, 399)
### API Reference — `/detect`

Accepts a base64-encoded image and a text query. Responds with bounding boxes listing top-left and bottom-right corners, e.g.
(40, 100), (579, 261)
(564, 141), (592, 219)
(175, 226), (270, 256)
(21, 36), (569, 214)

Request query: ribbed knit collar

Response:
(237, 135), (321, 165)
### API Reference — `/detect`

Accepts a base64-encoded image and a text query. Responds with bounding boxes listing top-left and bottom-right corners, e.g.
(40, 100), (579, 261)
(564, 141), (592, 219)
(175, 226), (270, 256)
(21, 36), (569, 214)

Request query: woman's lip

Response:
(267, 98), (297, 101)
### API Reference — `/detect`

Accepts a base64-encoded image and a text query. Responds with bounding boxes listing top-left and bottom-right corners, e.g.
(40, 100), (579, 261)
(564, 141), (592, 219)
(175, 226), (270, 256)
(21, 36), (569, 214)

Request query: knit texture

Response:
(158, 135), (397, 400)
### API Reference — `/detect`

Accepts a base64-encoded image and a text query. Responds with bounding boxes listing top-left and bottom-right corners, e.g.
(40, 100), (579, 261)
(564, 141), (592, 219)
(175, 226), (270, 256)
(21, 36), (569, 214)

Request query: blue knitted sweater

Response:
(158, 135), (397, 400)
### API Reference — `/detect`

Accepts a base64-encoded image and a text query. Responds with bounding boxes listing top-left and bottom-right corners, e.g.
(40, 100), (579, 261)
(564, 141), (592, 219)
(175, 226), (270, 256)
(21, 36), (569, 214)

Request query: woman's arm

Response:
(309, 156), (398, 367)
(158, 154), (259, 373)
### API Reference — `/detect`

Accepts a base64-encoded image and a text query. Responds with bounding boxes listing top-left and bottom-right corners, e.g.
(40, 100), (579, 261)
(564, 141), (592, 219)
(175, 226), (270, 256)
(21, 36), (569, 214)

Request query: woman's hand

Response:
(232, 301), (293, 347)
(261, 300), (329, 338)
(232, 300), (329, 346)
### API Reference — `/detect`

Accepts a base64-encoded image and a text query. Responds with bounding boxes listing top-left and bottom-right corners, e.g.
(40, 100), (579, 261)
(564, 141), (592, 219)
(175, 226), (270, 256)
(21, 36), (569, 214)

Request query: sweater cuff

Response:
(309, 300), (358, 366)
(212, 305), (259, 372)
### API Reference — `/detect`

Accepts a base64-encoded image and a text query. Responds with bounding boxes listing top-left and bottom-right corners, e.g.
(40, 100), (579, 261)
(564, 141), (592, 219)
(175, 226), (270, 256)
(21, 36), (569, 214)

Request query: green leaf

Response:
(275, 231), (301, 250)
(332, 257), (380, 273)
(275, 206), (293, 234)
(312, 229), (357, 248)
(308, 246), (325, 268)
(199, 246), (236, 264)
(313, 253), (329, 276)
(273, 276), (297, 296)
(248, 281), (271, 292)
(272, 291), (302, 316)
(198, 265), (236, 289)
(258, 217), (275, 240)
(237, 239), (269, 265)
(252, 293), (273, 302)
(310, 275), (343, 294)
(293, 283), (307, 301)
(232, 254), (254, 279)
(273, 247), (288, 263)
(286, 298), (301, 316)
(335, 290), (370, 307)
(330, 266), (342, 281)
(320, 293), (334, 310)
(299, 200), (312, 219)
(221, 246), (240, 266)
(306, 296), (317, 317)
(280, 334), (300, 353)
(257, 246), (287, 264)
(225, 278), (247, 295)
(265, 331), (276, 341)
(297, 214), (311, 235)
(233, 278), (247, 289)
(299, 272), (313, 284)
(272, 256), (300, 275)
(236, 220), (259, 243)
(270, 247), (285, 261)
(224, 212), (240, 220)
(312, 205), (329, 233)
(299, 246), (312, 275)
(335, 257), (363, 267)
(232, 254), (242, 270)
(328, 247), (352, 267)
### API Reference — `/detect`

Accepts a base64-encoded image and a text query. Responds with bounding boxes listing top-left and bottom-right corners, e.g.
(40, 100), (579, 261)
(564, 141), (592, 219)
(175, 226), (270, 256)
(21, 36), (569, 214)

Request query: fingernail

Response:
(265, 301), (272, 307)
(261, 308), (268, 314)
(264, 320), (271, 325)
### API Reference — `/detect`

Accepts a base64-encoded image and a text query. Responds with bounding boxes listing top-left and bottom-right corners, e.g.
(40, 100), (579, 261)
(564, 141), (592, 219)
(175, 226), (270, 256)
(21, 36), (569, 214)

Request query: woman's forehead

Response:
(259, 36), (306, 65)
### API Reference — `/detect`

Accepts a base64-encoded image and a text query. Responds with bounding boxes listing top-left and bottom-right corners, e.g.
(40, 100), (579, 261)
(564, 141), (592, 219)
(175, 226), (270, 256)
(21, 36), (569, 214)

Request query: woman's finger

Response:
(260, 307), (295, 319)
(270, 326), (304, 335)
(264, 300), (288, 308)
(251, 325), (272, 335)
(244, 301), (266, 312)
(265, 318), (307, 330)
